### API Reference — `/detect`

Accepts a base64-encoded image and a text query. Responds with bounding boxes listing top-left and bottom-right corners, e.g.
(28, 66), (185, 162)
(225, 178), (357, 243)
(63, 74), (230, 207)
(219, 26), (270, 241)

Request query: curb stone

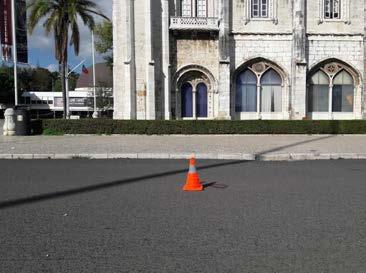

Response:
(137, 153), (170, 159)
(33, 154), (55, 159)
(0, 153), (364, 161)
(108, 153), (138, 159)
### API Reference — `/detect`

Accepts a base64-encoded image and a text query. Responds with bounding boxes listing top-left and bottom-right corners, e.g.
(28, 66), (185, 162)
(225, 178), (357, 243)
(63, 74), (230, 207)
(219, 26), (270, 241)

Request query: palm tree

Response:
(28, 0), (109, 118)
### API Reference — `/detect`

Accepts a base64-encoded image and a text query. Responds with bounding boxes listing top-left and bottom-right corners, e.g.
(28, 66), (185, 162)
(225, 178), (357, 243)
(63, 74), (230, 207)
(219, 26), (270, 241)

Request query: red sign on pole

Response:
(0, 0), (13, 60)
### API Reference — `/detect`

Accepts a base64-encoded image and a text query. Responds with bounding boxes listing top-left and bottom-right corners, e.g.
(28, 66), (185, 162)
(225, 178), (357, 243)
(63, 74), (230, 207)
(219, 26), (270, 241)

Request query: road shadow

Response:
(0, 160), (244, 210)
(0, 135), (335, 210)
(255, 135), (334, 158)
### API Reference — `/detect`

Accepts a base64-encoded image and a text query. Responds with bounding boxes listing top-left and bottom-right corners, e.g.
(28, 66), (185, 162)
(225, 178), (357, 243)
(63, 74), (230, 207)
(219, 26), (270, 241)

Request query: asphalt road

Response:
(0, 159), (366, 273)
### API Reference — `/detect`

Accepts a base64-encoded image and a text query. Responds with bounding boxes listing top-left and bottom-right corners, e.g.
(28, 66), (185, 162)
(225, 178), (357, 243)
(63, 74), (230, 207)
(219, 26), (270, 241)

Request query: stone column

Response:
(291, 0), (307, 120)
(112, 0), (123, 119)
(363, 0), (366, 118)
(145, 0), (156, 120)
(162, 0), (171, 120)
(218, 0), (231, 120)
(113, 0), (136, 120)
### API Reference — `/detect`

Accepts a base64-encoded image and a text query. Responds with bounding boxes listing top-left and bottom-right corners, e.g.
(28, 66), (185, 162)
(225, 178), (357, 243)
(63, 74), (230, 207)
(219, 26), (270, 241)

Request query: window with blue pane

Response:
(251, 0), (268, 18)
(235, 70), (257, 112)
(196, 83), (208, 117)
(307, 64), (355, 113)
(181, 83), (193, 117)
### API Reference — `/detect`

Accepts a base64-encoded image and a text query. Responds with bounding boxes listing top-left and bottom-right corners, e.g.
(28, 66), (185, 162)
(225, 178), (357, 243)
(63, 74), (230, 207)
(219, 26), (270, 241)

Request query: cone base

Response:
(183, 185), (204, 191)
(183, 162), (203, 191)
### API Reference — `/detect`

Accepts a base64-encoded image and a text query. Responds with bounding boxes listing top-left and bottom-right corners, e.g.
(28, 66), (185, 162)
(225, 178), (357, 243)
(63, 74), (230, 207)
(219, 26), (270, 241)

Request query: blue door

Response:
(196, 83), (208, 118)
(181, 83), (193, 117)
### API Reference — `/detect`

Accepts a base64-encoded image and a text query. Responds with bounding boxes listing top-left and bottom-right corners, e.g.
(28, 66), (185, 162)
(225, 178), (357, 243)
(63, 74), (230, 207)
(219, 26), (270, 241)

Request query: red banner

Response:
(0, 0), (13, 46)
(0, 0), (13, 61)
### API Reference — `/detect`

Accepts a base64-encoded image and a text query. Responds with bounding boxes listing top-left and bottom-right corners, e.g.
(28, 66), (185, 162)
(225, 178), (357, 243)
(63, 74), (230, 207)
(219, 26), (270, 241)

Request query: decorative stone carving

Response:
(324, 63), (340, 75)
(252, 62), (267, 73)
(170, 17), (219, 31)
(173, 64), (217, 93)
(3, 108), (16, 136)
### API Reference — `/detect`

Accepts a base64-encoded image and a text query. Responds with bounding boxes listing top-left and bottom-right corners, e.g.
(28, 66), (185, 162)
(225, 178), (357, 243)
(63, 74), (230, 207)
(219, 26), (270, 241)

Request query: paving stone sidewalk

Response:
(1, 132), (366, 160)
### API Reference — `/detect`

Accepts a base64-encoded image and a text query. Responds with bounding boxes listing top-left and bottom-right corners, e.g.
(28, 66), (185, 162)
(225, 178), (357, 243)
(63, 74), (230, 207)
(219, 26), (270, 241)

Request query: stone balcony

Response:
(169, 16), (219, 31)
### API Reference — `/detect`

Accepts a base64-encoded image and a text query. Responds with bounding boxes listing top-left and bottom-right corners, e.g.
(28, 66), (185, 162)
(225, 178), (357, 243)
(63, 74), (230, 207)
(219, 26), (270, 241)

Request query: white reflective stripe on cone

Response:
(188, 165), (197, 173)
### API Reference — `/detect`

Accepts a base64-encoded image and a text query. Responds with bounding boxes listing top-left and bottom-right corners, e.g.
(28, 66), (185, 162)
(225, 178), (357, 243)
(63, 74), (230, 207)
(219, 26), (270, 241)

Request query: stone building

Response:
(113, 0), (365, 120)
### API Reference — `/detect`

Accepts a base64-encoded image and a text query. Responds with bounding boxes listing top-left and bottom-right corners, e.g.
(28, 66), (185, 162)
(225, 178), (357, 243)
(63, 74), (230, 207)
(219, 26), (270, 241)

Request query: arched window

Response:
(332, 70), (354, 112)
(260, 69), (282, 112)
(235, 64), (283, 113)
(196, 83), (208, 117)
(308, 65), (355, 113)
(181, 83), (193, 117)
(324, 0), (340, 19)
(308, 70), (329, 112)
(236, 69), (257, 112)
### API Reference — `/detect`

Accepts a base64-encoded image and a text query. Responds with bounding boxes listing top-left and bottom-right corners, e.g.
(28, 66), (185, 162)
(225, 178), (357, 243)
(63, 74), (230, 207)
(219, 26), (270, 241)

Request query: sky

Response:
(27, 0), (112, 73)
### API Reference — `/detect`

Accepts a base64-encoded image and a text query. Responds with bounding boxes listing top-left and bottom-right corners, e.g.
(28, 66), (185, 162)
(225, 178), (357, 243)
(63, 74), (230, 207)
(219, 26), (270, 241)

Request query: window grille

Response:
(196, 0), (207, 17)
(324, 0), (341, 19)
(251, 0), (268, 18)
(181, 0), (192, 17)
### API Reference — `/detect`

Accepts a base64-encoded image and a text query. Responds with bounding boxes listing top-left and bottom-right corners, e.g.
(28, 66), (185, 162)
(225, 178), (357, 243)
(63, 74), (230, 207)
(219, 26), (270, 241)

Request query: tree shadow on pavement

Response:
(0, 135), (334, 210)
(0, 160), (245, 210)
(254, 135), (334, 158)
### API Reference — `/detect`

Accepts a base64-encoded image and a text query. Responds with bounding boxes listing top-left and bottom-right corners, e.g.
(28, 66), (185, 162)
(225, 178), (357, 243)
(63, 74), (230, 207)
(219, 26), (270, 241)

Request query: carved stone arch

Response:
(233, 57), (289, 86)
(172, 64), (217, 119)
(308, 58), (362, 86)
(173, 64), (217, 93)
(306, 58), (363, 119)
(232, 57), (291, 119)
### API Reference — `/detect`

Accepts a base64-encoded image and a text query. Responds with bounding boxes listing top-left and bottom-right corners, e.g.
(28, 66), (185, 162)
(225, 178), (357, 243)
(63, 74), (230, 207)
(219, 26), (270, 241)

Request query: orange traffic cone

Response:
(183, 156), (203, 191)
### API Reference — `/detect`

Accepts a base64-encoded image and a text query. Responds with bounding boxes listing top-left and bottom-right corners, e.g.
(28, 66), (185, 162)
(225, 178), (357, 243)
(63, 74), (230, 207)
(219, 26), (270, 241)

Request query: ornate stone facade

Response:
(113, 0), (366, 120)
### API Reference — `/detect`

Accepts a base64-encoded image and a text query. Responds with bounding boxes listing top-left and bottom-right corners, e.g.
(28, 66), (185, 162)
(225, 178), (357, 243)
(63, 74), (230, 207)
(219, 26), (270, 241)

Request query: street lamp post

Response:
(65, 65), (69, 118)
(91, 30), (98, 119)
(66, 60), (86, 118)
(11, 0), (18, 106)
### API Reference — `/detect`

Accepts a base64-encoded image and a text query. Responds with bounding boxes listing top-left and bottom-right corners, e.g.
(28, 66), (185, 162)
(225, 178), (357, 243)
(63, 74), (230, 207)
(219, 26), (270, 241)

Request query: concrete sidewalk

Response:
(1, 134), (366, 160)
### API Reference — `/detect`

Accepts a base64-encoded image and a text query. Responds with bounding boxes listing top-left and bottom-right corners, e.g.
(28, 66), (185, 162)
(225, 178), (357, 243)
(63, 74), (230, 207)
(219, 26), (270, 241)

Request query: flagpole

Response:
(66, 65), (70, 118)
(91, 30), (98, 118)
(66, 59), (86, 118)
(11, 0), (18, 106)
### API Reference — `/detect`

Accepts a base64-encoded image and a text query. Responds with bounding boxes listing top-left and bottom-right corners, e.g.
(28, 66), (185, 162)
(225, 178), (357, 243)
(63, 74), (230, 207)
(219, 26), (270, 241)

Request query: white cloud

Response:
(46, 63), (58, 72)
(29, 23), (53, 50)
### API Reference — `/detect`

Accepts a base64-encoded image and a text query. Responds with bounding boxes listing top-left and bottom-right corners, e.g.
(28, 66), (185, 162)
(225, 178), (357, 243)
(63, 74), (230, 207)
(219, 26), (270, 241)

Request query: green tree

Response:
(0, 66), (15, 104)
(17, 67), (53, 92)
(0, 66), (63, 104)
(94, 20), (113, 69)
(51, 72), (61, 91)
(28, 0), (108, 118)
(32, 67), (53, 91)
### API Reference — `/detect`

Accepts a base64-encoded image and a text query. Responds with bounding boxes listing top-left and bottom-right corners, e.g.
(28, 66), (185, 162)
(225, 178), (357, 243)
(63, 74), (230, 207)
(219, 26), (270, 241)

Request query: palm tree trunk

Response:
(60, 61), (67, 119)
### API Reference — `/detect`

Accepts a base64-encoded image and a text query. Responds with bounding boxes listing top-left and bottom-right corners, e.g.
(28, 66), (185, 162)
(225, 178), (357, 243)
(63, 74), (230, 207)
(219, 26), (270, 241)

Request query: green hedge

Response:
(30, 119), (366, 135)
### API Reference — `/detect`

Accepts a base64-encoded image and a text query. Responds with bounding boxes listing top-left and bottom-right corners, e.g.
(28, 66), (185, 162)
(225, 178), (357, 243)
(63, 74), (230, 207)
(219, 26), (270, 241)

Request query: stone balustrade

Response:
(170, 16), (219, 31)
